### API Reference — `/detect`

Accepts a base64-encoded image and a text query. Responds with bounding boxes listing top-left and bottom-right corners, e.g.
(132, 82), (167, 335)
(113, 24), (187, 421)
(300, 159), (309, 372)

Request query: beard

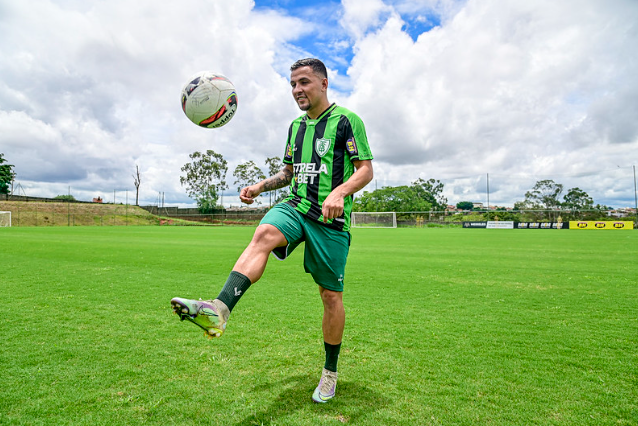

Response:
(296, 97), (311, 111)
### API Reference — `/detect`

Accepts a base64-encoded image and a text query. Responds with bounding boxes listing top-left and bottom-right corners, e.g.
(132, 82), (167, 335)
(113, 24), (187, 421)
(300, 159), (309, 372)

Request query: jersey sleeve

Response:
(345, 113), (373, 162)
(283, 123), (294, 164)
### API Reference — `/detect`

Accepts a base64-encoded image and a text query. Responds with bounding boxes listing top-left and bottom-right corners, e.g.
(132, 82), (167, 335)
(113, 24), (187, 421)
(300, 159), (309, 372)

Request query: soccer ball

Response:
(181, 71), (238, 128)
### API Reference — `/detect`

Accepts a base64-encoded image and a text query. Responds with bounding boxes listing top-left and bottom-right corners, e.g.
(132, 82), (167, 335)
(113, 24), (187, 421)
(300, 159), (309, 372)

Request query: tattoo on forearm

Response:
(262, 168), (293, 192)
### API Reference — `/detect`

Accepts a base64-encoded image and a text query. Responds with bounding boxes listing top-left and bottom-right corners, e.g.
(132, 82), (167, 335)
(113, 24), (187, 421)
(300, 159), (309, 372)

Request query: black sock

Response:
(216, 271), (251, 313)
(324, 342), (341, 373)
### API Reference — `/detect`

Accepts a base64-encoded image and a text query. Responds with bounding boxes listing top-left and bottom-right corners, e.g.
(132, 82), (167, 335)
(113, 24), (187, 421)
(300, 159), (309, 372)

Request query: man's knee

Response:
(320, 288), (343, 308)
(250, 224), (287, 250)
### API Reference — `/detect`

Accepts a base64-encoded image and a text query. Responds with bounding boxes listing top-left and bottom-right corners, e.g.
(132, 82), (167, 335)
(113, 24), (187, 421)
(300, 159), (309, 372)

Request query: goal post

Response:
(0, 211), (11, 227)
(351, 211), (397, 228)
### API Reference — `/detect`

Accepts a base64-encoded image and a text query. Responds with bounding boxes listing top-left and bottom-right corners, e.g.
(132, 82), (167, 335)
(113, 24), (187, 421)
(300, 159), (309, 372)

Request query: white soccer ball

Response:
(181, 71), (238, 128)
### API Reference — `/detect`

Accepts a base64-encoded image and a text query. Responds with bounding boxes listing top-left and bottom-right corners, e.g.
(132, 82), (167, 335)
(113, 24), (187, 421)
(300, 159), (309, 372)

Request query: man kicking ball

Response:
(171, 58), (374, 403)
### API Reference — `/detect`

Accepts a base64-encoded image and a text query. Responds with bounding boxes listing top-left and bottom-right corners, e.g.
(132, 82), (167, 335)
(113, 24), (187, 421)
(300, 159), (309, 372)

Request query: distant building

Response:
(608, 208), (635, 218)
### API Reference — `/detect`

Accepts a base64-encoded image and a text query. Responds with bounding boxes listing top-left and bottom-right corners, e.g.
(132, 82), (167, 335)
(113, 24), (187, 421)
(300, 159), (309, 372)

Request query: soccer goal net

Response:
(351, 212), (397, 228)
(0, 211), (11, 227)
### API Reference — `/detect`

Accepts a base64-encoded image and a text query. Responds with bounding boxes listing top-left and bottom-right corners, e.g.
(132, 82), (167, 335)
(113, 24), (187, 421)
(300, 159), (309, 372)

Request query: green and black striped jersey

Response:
(282, 103), (373, 232)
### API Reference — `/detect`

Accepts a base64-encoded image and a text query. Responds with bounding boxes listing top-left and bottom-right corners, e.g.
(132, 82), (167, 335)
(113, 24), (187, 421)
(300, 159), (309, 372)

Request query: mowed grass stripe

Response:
(0, 227), (636, 425)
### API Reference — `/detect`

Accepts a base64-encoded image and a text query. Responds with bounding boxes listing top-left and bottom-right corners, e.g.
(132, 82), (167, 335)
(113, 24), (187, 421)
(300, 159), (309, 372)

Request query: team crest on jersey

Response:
(315, 138), (331, 157)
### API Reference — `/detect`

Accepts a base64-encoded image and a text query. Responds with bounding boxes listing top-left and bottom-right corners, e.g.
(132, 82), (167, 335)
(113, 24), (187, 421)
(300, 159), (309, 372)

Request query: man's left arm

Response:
(321, 160), (374, 222)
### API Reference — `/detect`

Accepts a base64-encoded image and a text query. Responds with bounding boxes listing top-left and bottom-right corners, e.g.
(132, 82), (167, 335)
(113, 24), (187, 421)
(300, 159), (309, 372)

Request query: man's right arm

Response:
(239, 164), (294, 205)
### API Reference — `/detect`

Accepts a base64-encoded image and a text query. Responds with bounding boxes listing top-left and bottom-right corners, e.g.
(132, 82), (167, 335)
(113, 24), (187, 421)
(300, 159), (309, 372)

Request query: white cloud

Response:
(341, 0), (394, 40)
(345, 0), (638, 206)
(1, 0), (637, 209)
(0, 0), (301, 204)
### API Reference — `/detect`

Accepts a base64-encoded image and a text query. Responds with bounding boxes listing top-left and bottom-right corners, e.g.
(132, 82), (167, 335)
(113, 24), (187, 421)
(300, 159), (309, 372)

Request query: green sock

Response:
(324, 342), (341, 373)
(216, 271), (251, 313)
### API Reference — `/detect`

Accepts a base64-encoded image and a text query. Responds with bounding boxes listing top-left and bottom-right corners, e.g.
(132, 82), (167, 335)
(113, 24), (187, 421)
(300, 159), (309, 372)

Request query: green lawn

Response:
(0, 227), (636, 425)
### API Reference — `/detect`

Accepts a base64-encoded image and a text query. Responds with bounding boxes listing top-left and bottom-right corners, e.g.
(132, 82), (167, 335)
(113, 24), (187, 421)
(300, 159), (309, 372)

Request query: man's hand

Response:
(321, 191), (345, 222)
(321, 160), (373, 223)
(239, 165), (294, 205)
(240, 184), (261, 205)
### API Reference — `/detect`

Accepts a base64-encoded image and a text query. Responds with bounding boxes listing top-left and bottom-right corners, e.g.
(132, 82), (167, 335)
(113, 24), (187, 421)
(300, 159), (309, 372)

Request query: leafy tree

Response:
(196, 188), (219, 213)
(0, 153), (16, 197)
(522, 179), (564, 210)
(456, 201), (474, 211)
(54, 194), (76, 201)
(265, 156), (282, 177)
(411, 178), (447, 211)
(353, 186), (432, 212)
(594, 204), (612, 212)
(180, 150), (228, 212)
(562, 187), (594, 211)
(233, 161), (266, 204)
(516, 179), (564, 221)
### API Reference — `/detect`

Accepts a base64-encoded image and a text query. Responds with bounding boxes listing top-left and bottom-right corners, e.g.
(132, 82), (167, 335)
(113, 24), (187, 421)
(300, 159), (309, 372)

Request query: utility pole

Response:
(486, 173), (490, 212)
(634, 165), (637, 225)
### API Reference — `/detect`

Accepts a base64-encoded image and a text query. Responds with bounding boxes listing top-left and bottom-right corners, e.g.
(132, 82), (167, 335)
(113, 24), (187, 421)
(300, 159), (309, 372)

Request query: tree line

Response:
(352, 178), (613, 221)
(0, 151), (621, 221)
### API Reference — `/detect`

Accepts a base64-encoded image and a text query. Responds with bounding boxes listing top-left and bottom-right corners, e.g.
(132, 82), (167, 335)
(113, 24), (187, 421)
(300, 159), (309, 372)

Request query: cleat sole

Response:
(170, 297), (225, 339)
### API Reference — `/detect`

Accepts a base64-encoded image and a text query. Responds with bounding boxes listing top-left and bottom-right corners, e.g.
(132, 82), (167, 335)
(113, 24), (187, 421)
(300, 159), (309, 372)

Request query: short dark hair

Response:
(290, 58), (328, 79)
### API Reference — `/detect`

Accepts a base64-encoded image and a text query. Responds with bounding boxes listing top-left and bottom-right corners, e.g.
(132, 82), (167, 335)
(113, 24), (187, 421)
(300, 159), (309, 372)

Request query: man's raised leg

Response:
(171, 224), (287, 338)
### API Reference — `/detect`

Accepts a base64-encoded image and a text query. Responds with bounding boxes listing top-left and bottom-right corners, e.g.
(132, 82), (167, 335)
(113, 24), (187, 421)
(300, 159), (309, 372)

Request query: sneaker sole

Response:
(170, 299), (223, 338)
(312, 391), (334, 403)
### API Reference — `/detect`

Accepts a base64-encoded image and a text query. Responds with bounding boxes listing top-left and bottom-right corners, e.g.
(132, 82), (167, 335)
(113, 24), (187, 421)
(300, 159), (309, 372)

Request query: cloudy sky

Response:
(1, 0), (637, 209)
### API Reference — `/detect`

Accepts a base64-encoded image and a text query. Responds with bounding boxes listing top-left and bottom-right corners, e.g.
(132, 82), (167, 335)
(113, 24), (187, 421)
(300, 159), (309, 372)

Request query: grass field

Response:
(0, 227), (636, 425)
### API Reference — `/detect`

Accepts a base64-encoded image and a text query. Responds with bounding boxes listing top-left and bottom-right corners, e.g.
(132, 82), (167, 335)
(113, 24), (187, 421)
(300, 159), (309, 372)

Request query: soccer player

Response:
(171, 58), (374, 403)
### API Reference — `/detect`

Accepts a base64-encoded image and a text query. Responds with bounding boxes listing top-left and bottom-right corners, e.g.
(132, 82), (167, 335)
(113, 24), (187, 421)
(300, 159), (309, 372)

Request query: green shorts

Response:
(260, 203), (351, 292)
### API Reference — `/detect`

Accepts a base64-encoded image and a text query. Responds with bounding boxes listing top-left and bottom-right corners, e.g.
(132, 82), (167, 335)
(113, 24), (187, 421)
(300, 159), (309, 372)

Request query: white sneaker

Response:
(312, 368), (337, 403)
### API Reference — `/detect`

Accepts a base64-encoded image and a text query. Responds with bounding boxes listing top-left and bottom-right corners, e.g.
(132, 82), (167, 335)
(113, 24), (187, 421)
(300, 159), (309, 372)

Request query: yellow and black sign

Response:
(569, 221), (634, 230)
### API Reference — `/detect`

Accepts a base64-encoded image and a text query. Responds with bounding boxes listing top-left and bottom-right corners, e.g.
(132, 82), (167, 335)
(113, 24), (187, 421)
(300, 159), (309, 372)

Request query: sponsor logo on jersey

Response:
(285, 143), (293, 161)
(346, 137), (358, 155)
(315, 138), (331, 157)
(294, 162), (328, 184)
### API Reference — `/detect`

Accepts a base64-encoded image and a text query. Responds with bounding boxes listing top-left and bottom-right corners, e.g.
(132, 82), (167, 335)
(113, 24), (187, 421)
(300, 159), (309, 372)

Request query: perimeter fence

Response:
(1, 200), (635, 228)
(0, 201), (159, 227)
(0, 201), (267, 227)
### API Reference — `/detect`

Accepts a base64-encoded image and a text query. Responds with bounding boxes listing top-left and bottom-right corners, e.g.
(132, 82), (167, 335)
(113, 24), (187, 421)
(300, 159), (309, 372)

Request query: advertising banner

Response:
(569, 221), (634, 230)
(516, 222), (569, 229)
(463, 222), (487, 228)
(463, 222), (571, 229)
(486, 221), (514, 229)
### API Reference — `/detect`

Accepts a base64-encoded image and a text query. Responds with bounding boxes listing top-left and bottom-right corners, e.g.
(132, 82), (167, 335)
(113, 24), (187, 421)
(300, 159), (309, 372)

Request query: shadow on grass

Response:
(234, 373), (388, 425)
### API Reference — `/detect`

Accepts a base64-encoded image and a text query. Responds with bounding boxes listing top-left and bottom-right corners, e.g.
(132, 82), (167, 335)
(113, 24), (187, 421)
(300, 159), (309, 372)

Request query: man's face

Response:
(290, 66), (327, 113)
